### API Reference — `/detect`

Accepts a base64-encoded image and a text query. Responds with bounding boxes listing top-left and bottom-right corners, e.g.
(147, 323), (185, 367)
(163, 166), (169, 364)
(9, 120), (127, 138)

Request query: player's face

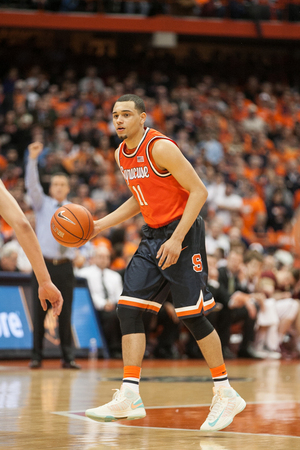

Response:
(112, 101), (146, 141)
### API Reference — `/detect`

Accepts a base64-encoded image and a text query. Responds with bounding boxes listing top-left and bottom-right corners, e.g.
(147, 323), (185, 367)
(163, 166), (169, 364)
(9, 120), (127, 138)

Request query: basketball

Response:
(51, 203), (94, 248)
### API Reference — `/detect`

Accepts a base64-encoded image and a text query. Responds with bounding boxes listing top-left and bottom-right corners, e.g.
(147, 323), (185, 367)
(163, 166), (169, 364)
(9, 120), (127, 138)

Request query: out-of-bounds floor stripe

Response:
(53, 401), (300, 438)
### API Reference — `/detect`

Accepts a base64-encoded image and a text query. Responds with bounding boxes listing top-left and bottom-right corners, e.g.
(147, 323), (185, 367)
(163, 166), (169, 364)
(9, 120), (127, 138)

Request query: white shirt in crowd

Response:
(215, 192), (243, 228)
(205, 234), (230, 257)
(75, 265), (123, 310)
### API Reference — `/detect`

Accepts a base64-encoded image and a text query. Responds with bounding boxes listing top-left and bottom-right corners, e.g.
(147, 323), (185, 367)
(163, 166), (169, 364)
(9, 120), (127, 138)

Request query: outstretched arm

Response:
(0, 180), (63, 316)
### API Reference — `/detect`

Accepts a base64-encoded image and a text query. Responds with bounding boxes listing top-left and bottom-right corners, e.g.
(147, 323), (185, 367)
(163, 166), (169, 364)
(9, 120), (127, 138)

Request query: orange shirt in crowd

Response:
(91, 235), (112, 251)
(241, 194), (267, 239)
(294, 189), (300, 209)
(0, 218), (14, 241)
(151, 104), (165, 131)
(0, 155), (7, 172)
(94, 120), (110, 135)
(267, 228), (294, 253)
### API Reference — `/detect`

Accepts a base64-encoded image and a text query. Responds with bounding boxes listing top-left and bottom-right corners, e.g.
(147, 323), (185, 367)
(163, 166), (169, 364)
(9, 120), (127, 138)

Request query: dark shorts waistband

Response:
(142, 218), (181, 239)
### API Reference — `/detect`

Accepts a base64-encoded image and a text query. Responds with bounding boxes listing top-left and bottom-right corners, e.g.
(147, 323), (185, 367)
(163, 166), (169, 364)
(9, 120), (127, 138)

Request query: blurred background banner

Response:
(0, 274), (107, 358)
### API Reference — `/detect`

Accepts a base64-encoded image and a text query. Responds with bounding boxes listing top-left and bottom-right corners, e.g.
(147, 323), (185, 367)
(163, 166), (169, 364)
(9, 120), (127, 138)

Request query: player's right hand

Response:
(156, 236), (182, 270)
(28, 142), (43, 160)
(90, 220), (101, 240)
(38, 281), (64, 317)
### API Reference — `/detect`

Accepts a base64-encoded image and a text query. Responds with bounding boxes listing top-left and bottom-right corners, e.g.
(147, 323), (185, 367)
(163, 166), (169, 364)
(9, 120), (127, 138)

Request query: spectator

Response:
(242, 104), (267, 134)
(199, 130), (225, 166)
(217, 249), (261, 359)
(254, 271), (299, 359)
(25, 142), (80, 370)
(0, 239), (31, 272)
(75, 245), (123, 358)
(240, 180), (267, 242)
(79, 66), (105, 94)
(214, 181), (243, 230)
(266, 188), (294, 232)
(205, 217), (230, 256)
(0, 245), (19, 272)
(206, 172), (226, 216)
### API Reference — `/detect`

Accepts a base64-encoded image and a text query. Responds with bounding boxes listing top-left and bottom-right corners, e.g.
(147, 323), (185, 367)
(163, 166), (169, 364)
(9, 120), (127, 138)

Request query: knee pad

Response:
(117, 306), (145, 336)
(182, 314), (214, 341)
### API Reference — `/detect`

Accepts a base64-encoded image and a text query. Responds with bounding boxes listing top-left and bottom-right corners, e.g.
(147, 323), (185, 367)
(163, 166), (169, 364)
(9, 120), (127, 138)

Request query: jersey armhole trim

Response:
(146, 137), (173, 178)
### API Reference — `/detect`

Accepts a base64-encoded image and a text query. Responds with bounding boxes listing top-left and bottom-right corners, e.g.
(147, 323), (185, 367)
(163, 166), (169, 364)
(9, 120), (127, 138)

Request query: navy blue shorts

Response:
(118, 215), (215, 319)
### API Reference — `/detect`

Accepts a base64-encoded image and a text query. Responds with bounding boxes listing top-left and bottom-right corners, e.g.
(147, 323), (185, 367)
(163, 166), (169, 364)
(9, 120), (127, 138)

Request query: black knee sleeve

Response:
(117, 306), (145, 336)
(182, 315), (214, 341)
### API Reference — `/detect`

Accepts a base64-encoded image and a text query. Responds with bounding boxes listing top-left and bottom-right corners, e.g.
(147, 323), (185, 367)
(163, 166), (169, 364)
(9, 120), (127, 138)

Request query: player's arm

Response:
(152, 139), (208, 270)
(91, 148), (141, 237)
(0, 180), (63, 316)
(92, 196), (141, 237)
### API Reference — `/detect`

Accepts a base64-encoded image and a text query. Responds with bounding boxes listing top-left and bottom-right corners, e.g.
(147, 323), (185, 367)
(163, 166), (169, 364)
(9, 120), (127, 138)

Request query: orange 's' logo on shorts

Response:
(192, 253), (203, 272)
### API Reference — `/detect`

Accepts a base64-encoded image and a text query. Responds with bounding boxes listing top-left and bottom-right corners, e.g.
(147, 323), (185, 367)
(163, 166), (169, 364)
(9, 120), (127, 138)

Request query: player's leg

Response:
(85, 237), (165, 422)
(85, 307), (147, 422)
(167, 217), (246, 432)
(183, 315), (246, 432)
(122, 332), (146, 367)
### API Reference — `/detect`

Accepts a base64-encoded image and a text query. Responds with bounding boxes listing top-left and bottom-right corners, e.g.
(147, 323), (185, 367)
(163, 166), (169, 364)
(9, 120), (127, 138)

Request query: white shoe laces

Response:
(206, 390), (225, 422)
(111, 389), (124, 403)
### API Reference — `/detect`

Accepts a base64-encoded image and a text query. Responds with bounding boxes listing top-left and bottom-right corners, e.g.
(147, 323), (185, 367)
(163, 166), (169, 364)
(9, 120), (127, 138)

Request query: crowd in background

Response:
(1, 42), (300, 360)
(1, 0), (300, 22)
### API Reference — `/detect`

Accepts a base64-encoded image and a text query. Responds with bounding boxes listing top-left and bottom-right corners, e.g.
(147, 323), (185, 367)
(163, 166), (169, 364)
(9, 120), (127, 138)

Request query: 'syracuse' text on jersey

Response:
(117, 127), (189, 228)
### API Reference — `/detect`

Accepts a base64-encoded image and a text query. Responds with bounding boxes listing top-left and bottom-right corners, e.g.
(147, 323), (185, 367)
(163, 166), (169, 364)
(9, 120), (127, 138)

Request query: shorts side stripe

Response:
(175, 291), (215, 318)
(203, 298), (216, 312)
(118, 296), (161, 313)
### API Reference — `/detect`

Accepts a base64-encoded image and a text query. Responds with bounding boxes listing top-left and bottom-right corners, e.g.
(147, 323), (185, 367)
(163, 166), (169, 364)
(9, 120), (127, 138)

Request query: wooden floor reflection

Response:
(0, 358), (299, 449)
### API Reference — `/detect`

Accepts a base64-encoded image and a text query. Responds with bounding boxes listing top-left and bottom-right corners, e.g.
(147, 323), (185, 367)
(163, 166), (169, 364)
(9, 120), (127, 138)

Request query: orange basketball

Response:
(51, 203), (94, 248)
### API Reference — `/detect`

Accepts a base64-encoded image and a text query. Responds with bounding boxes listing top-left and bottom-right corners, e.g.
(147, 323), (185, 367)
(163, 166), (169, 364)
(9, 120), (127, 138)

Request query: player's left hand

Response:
(156, 237), (182, 270)
(38, 281), (64, 317)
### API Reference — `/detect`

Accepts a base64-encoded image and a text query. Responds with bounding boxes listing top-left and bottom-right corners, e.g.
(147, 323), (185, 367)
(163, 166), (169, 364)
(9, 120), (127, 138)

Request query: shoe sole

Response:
(85, 409), (146, 422)
(200, 398), (246, 432)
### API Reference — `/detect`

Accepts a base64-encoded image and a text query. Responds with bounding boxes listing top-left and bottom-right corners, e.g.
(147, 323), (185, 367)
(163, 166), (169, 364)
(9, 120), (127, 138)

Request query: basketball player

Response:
(85, 94), (246, 431)
(0, 179), (63, 317)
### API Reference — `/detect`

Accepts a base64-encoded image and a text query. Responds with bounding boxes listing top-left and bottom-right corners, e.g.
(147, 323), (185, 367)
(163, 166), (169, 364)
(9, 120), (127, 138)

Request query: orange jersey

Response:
(117, 128), (189, 228)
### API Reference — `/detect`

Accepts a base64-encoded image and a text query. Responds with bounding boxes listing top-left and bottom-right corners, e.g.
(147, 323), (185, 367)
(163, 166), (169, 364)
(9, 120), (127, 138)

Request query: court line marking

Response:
(52, 400), (300, 439)
(54, 399), (297, 412)
(52, 412), (300, 439)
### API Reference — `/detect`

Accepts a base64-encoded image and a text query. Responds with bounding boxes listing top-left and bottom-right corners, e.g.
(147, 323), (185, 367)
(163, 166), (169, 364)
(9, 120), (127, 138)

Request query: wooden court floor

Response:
(0, 358), (299, 450)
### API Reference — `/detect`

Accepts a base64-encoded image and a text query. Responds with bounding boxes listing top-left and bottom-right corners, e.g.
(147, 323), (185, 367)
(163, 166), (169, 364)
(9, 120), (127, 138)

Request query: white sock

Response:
(214, 379), (230, 388)
(122, 378), (140, 393)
